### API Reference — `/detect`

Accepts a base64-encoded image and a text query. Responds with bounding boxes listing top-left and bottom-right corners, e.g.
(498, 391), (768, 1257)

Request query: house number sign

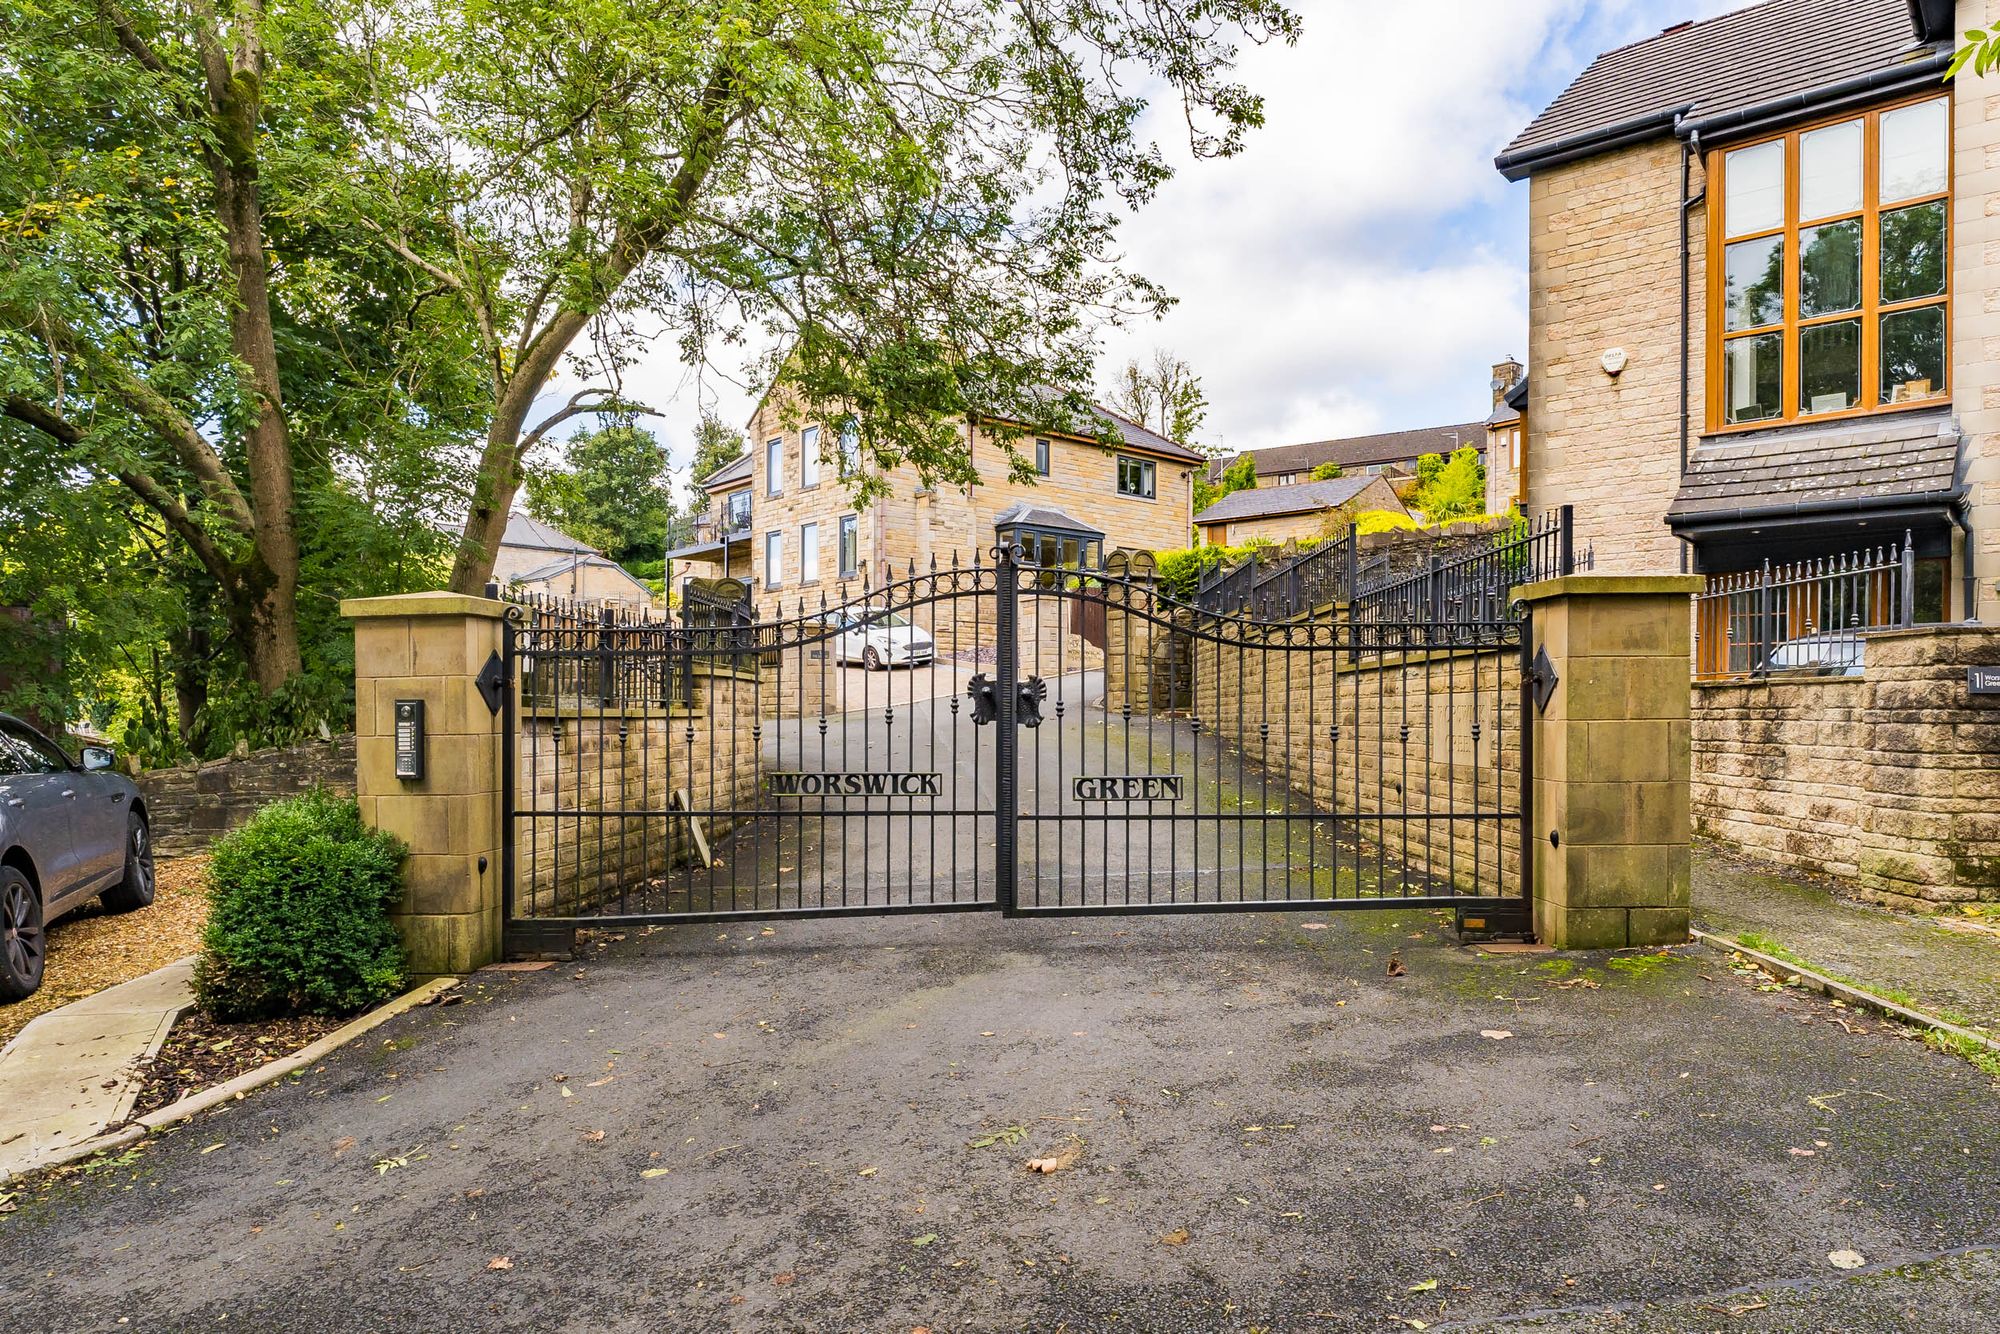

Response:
(1967, 666), (2000, 695)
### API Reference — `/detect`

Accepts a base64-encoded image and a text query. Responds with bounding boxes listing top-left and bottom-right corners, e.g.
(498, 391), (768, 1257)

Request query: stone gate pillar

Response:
(1102, 550), (1159, 716)
(340, 592), (509, 977)
(1514, 574), (1702, 949)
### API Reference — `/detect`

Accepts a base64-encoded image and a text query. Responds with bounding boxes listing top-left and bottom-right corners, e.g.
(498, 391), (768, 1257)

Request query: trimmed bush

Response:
(193, 790), (408, 1021)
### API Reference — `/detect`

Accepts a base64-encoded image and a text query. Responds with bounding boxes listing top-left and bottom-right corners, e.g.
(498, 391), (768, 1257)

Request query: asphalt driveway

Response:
(3, 910), (1997, 1332)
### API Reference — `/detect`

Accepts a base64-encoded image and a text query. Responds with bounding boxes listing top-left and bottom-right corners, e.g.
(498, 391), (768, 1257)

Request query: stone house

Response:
(1193, 473), (1406, 547)
(491, 511), (655, 608)
(672, 391), (1204, 613)
(1209, 419), (1484, 488)
(1484, 358), (1528, 514)
(1495, 0), (1982, 628)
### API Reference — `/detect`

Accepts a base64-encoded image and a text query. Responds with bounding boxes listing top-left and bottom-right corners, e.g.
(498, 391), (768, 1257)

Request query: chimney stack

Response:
(1490, 357), (1524, 407)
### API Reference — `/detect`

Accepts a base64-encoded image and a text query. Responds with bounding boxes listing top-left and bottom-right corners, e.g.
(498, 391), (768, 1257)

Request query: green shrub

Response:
(193, 790), (408, 1021)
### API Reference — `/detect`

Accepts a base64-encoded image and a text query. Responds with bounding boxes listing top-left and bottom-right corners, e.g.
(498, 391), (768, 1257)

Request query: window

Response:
(1711, 95), (1950, 430)
(1116, 455), (1155, 499)
(801, 425), (821, 488)
(800, 521), (820, 584)
(1034, 437), (1050, 476)
(725, 489), (751, 530)
(764, 530), (783, 587)
(838, 514), (859, 577)
(0, 723), (68, 773)
(838, 422), (860, 478)
(765, 437), (783, 495)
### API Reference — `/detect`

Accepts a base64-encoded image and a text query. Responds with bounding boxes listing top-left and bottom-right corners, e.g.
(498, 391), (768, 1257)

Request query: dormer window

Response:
(1710, 94), (1949, 431)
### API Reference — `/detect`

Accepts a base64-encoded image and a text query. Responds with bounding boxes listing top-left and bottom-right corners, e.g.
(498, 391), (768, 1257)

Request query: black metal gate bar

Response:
(501, 537), (1535, 935)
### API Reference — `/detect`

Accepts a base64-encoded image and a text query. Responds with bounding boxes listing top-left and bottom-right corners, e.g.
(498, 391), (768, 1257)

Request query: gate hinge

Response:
(1527, 645), (1559, 714)
(476, 651), (508, 716)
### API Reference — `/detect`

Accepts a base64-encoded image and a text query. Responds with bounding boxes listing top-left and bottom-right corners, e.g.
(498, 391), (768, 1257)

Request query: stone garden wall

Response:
(1692, 624), (2000, 909)
(139, 736), (357, 857)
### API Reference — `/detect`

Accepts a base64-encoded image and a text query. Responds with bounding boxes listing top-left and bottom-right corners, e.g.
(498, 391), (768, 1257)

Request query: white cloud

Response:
(546, 0), (1747, 483)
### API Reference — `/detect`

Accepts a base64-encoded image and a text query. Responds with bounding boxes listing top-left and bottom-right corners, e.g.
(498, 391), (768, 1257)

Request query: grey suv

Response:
(0, 716), (154, 1002)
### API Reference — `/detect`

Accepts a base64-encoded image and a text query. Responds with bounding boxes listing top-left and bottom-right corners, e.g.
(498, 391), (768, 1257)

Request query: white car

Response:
(821, 610), (935, 670)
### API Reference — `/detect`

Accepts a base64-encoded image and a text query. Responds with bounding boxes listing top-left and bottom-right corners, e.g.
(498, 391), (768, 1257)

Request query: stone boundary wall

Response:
(1692, 624), (2000, 909)
(138, 736), (357, 856)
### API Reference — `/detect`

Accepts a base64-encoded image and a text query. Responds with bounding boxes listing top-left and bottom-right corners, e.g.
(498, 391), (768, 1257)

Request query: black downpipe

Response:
(1676, 124), (1704, 576)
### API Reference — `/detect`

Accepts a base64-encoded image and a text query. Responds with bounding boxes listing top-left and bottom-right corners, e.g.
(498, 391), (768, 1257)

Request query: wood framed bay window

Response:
(1708, 93), (1950, 431)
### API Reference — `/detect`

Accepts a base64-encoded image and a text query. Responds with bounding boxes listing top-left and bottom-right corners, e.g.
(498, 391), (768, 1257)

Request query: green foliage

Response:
(193, 792), (409, 1021)
(689, 414), (746, 489)
(1153, 535), (1326, 601)
(1409, 447), (1487, 525)
(524, 424), (675, 563)
(1193, 455), (1259, 515)
(1355, 508), (1417, 535)
(1949, 28), (2000, 80)
(1308, 461), (1343, 481)
(1107, 350), (1208, 445)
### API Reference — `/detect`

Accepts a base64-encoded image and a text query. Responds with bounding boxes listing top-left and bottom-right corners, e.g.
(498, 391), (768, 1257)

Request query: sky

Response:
(545, 0), (1747, 488)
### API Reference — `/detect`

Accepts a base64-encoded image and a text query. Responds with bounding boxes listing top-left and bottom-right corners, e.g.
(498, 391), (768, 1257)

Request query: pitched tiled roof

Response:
(1194, 474), (1381, 525)
(1215, 423), (1483, 480)
(698, 453), (752, 490)
(1486, 376), (1528, 427)
(994, 501), (1104, 536)
(1496, 0), (1947, 180)
(1665, 412), (1962, 527)
(501, 511), (597, 555)
(1083, 403), (1207, 464)
(510, 552), (651, 590)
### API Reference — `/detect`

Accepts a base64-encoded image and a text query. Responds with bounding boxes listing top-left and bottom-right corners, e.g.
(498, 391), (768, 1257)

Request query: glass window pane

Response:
(1879, 97), (1948, 203)
(1880, 306), (1946, 404)
(1724, 139), (1784, 236)
(1799, 319), (1861, 414)
(1724, 235), (1785, 330)
(1798, 219), (1860, 317)
(1799, 119), (1862, 219)
(1724, 332), (1783, 424)
(801, 426), (820, 487)
(1880, 200), (1946, 304)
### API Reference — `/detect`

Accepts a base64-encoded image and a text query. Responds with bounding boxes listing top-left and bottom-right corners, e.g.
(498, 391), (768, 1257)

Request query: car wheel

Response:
(863, 646), (884, 671)
(0, 866), (45, 1002)
(100, 813), (156, 914)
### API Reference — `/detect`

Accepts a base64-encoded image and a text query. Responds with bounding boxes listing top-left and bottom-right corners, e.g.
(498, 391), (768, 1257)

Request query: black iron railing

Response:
(1349, 507), (1581, 633)
(1192, 531), (1359, 619)
(1693, 534), (1917, 681)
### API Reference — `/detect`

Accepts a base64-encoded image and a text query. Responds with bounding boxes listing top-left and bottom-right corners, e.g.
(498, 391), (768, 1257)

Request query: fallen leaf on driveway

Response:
(1408, 1278), (1438, 1292)
(908, 1233), (938, 1247)
(773, 1272), (796, 1286)
(1386, 952), (1407, 978)
(640, 1167), (672, 1179)
(1699, 1299), (1769, 1316)
(1788, 1147), (1816, 1157)
(486, 1256), (513, 1271)
(331, 1137), (355, 1157)
(464, 1187), (485, 1199)
(200, 1143), (225, 1155)
(586, 1076), (614, 1087)
(1159, 1227), (1191, 1246)
(1828, 1249), (1866, 1269)
(582, 1130), (605, 1143)
(1300, 923), (1327, 931)
(1024, 1140), (1083, 1174)
(1479, 1030), (1514, 1041)
(858, 1166), (878, 1177)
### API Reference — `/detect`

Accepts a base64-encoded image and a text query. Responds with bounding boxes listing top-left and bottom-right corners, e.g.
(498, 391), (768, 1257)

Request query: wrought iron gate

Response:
(502, 544), (1532, 944)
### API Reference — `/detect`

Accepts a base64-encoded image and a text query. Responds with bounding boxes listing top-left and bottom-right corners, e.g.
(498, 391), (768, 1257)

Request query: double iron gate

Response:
(502, 547), (1532, 945)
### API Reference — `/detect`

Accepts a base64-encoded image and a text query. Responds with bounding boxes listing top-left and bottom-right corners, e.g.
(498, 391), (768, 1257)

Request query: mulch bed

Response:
(127, 1007), (346, 1120)
(0, 855), (211, 1051)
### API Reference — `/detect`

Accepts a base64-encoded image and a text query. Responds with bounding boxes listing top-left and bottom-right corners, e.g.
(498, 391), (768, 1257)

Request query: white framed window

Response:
(838, 422), (860, 477)
(1116, 454), (1156, 499)
(838, 514), (859, 577)
(800, 521), (820, 584)
(765, 437), (783, 495)
(764, 530), (783, 587)
(1034, 437), (1051, 476)
(801, 425), (821, 488)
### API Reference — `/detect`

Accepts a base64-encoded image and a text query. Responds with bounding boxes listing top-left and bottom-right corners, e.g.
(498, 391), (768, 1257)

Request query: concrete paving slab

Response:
(0, 957), (192, 1180)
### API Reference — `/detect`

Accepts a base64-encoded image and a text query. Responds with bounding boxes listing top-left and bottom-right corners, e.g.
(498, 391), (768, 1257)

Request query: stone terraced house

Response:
(668, 390), (1204, 616)
(1496, 0), (1990, 625)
